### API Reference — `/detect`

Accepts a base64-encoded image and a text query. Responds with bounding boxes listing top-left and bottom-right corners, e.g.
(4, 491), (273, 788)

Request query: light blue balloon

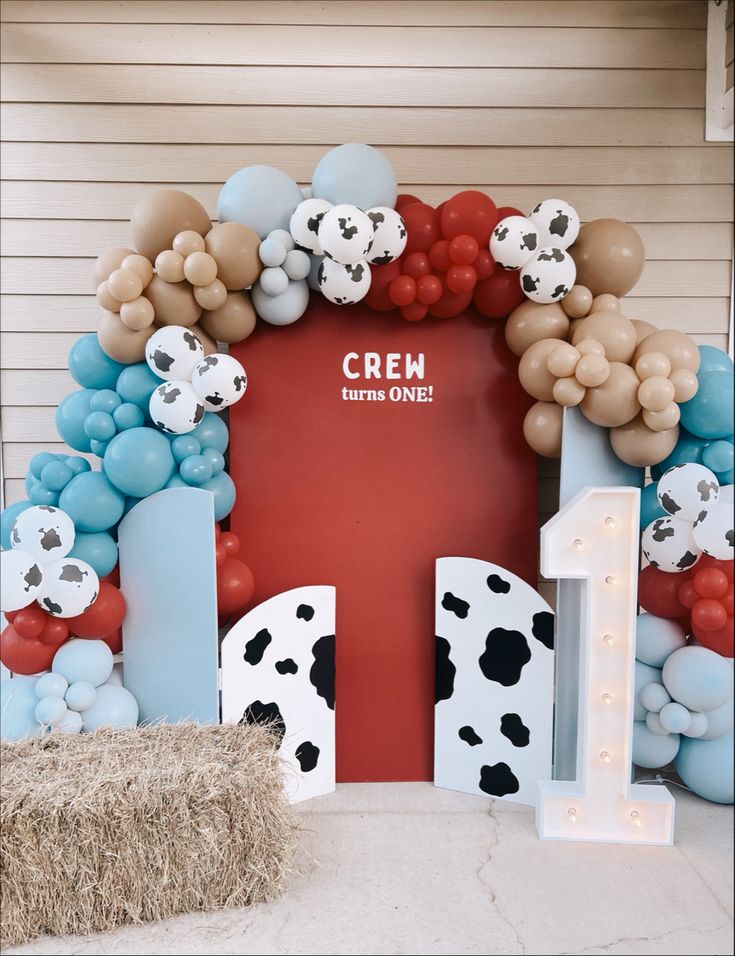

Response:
(40, 460), (74, 492)
(59, 471), (125, 532)
(635, 613), (687, 669)
(30, 451), (61, 479)
(640, 482), (666, 529)
(258, 236), (288, 268)
(56, 389), (98, 452)
(180, 454), (212, 485)
(632, 720), (680, 769)
(218, 165), (304, 240)
(1, 677), (41, 742)
(201, 470), (236, 521)
(64, 680), (97, 712)
(675, 730), (734, 803)
(29, 483), (59, 506)
(659, 701), (692, 734)
(252, 277), (309, 326)
(68, 333), (125, 390)
(64, 456), (91, 476)
(1, 500), (32, 549)
(68, 531), (118, 577)
(698, 345), (734, 375)
(171, 435), (201, 463)
(90, 438), (110, 458)
(35, 696), (67, 725)
(679, 370), (734, 440)
(121, 496), (141, 518)
(634, 659), (662, 721)
(35, 672), (68, 700)
(191, 412), (229, 454)
(312, 143), (398, 211)
(84, 410), (117, 442)
(651, 428), (708, 479)
(662, 645), (734, 713)
(702, 439), (733, 475)
(716, 467), (734, 485)
(112, 402), (145, 431)
(90, 389), (122, 414)
(700, 698), (735, 740)
(81, 683), (139, 731)
(52, 638), (113, 687)
(115, 363), (160, 409)
(202, 447), (225, 476)
(165, 474), (189, 489)
(104, 427), (175, 498)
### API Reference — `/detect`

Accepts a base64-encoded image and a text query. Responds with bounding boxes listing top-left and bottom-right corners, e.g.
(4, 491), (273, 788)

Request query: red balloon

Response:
(12, 605), (46, 640)
(401, 203), (442, 255)
(214, 523), (221, 540)
(722, 583), (734, 617)
(220, 532), (240, 558)
(696, 554), (734, 581)
(396, 193), (421, 211)
(440, 190), (498, 245)
(474, 249), (496, 281)
(389, 275), (417, 307)
(416, 274), (443, 305)
(217, 557), (255, 616)
(691, 598), (728, 631)
(693, 615), (734, 657)
(446, 264), (477, 295)
(448, 234), (479, 266)
(693, 567), (729, 599)
(102, 565), (120, 588)
(401, 302), (429, 322)
(1, 624), (57, 675)
(495, 206), (525, 219)
(638, 565), (690, 619)
(215, 542), (226, 567)
(66, 582), (126, 639)
(428, 286), (473, 320)
(3, 610), (19, 623)
(364, 260), (402, 312)
(40, 617), (69, 645)
(677, 579), (699, 610)
(402, 252), (431, 280)
(428, 240), (451, 273)
(473, 270), (524, 320)
(103, 627), (123, 655)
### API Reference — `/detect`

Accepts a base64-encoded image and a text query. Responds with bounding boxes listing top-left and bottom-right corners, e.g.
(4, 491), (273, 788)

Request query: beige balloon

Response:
(610, 414), (680, 467)
(575, 338), (605, 357)
(504, 300), (569, 358)
(575, 353), (610, 388)
(130, 189), (211, 262)
(546, 342), (580, 378)
(523, 401), (563, 458)
(205, 222), (263, 291)
(569, 219), (645, 298)
(144, 275), (202, 327)
(107, 268), (143, 303)
(121, 254), (154, 289)
(580, 361), (641, 427)
(184, 251), (218, 287)
(633, 329), (700, 374)
(189, 321), (218, 356)
(518, 339), (563, 402)
(194, 278), (228, 311)
(638, 375), (675, 412)
(155, 250), (185, 284)
(643, 403), (681, 433)
(200, 291), (257, 344)
(631, 318), (657, 343)
(572, 310), (638, 364)
(669, 367), (699, 403)
(553, 376), (586, 407)
(120, 296), (155, 331)
(173, 230), (206, 257)
(96, 281), (122, 313)
(591, 293), (620, 313)
(93, 246), (136, 289)
(97, 310), (154, 364)
(561, 285), (593, 319)
(635, 351), (671, 381)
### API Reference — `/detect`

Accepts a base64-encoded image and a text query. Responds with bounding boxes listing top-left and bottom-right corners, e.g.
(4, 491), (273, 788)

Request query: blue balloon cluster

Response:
(165, 413), (235, 520)
(24, 451), (91, 507)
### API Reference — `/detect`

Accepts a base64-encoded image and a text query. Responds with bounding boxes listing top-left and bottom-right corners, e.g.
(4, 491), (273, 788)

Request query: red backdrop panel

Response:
(230, 300), (536, 782)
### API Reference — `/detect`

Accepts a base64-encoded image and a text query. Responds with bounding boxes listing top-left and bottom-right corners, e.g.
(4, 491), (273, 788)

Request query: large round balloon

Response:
(218, 165), (303, 240)
(641, 516), (701, 573)
(675, 730), (734, 803)
(145, 325), (204, 382)
(10, 505), (75, 566)
(680, 370), (734, 440)
(638, 563), (689, 619)
(191, 354), (247, 411)
(217, 557), (255, 616)
(1, 549), (44, 612)
(289, 198), (333, 254)
(504, 300), (569, 357)
(519, 248), (576, 304)
(528, 199), (580, 250)
(59, 472), (125, 533)
(569, 219), (645, 297)
(440, 190), (497, 245)
(692, 500), (734, 561)
(317, 204), (374, 264)
(68, 333), (125, 390)
(609, 414), (679, 468)
(635, 613), (687, 668)
(37, 557), (99, 618)
(97, 310), (156, 364)
(56, 389), (96, 453)
(632, 720), (680, 769)
(53, 637), (113, 687)
(81, 683), (139, 731)
(317, 258), (371, 305)
(66, 581), (126, 639)
(191, 411), (229, 453)
(311, 144), (397, 211)
(67, 531), (118, 578)
(662, 645), (734, 712)
(204, 221), (262, 290)
(656, 462), (719, 521)
(104, 426), (175, 496)
(201, 470), (236, 521)
(490, 216), (539, 270)
(251, 277), (309, 326)
(0, 675), (42, 740)
(130, 188), (211, 262)
(366, 207), (407, 265)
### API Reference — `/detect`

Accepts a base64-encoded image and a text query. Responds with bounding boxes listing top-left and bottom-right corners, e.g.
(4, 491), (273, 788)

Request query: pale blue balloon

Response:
(29, 483), (59, 506)
(1, 677), (43, 741)
(258, 236), (288, 267)
(84, 410), (116, 442)
(698, 345), (734, 375)
(56, 388), (97, 453)
(180, 455), (212, 486)
(112, 402), (145, 431)
(201, 447), (225, 476)
(640, 482), (666, 529)
(651, 428), (708, 479)
(68, 333), (125, 390)
(703, 439), (734, 475)
(201, 470), (236, 521)
(190, 412), (229, 454)
(639, 682), (671, 714)
(40, 460), (74, 492)
(165, 474), (189, 489)
(65, 680), (97, 712)
(1, 500), (32, 549)
(171, 435), (201, 463)
(312, 143), (397, 211)
(30, 451), (60, 479)
(90, 389), (122, 414)
(632, 720), (680, 769)
(675, 730), (734, 803)
(52, 638), (114, 688)
(68, 531), (118, 577)
(659, 701), (692, 734)
(662, 646), (734, 713)
(35, 696), (67, 725)
(35, 672), (68, 700)
(81, 684), (139, 731)
(701, 698), (735, 740)
(115, 363), (160, 409)
(634, 659), (662, 721)
(64, 456), (92, 476)
(635, 613), (687, 669)
(59, 471), (125, 533)
(104, 427), (175, 498)
(679, 370), (734, 440)
(218, 165), (304, 240)
(252, 277), (309, 326)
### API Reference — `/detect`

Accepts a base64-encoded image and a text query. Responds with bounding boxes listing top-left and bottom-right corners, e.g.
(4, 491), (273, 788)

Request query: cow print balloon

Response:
(657, 463), (720, 522)
(317, 257), (372, 305)
(289, 198), (333, 255)
(519, 247), (576, 304)
(10, 505), (75, 566)
(489, 216), (539, 270)
(365, 206), (407, 265)
(148, 380), (205, 435)
(37, 557), (99, 618)
(191, 353), (248, 412)
(1, 548), (44, 613)
(318, 204), (374, 265)
(528, 198), (580, 250)
(641, 516), (702, 573)
(145, 326), (204, 383)
(691, 500), (734, 560)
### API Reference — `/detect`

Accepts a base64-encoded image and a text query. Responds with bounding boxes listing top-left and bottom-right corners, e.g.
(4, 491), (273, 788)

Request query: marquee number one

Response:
(537, 487), (675, 845)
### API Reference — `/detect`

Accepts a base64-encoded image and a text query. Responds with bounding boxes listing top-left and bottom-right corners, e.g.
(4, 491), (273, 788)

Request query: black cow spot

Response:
(307, 214), (324, 234)
(651, 519), (675, 542)
(399, 225), (406, 239)
(244, 628), (271, 665)
(367, 211), (385, 228)
(197, 356), (219, 373)
(697, 479), (719, 502)
(522, 274), (539, 293)
(234, 375), (247, 392)
(660, 492), (680, 515)
(370, 252), (394, 265)
(59, 563), (87, 583)
(532, 611), (554, 650)
(494, 225), (509, 241)
(458, 725), (483, 747)
(317, 263), (327, 285)
(693, 509), (708, 528)
(495, 261), (507, 270)
(676, 551), (700, 571)
(84, 590), (98, 611)
(39, 506), (55, 513)
(435, 635), (456, 703)
(11, 525), (20, 546)
(182, 331), (199, 351)
(204, 392), (224, 406)
(486, 574), (511, 595)
(347, 263), (365, 283)
(551, 284), (569, 299)
(39, 528), (62, 551)
(240, 700), (286, 742)
(549, 211), (569, 237)
(649, 558), (660, 569)
(42, 597), (62, 614)
(500, 713), (530, 747)
(161, 387), (181, 404)
(338, 217), (358, 240)
(727, 529), (734, 548)
(310, 635), (335, 710)
(24, 564), (43, 591)
(275, 658), (298, 675)
(521, 232), (537, 251)
(151, 349), (174, 372)
(192, 404), (204, 425)
(537, 249), (564, 262)
(441, 591), (470, 620)
(295, 741), (320, 772)
(532, 202), (542, 214)
(156, 420), (175, 434)
(479, 762), (520, 797)
(479, 628), (532, 687)
(297, 603), (315, 621)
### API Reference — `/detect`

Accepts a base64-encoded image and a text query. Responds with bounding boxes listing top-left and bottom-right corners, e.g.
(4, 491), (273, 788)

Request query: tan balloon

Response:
(638, 375), (675, 412)
(572, 310), (637, 364)
(93, 246), (135, 289)
(120, 296), (155, 331)
(173, 230), (206, 257)
(591, 293), (620, 313)
(669, 367), (699, 403)
(580, 361), (641, 427)
(631, 318), (657, 343)
(200, 291), (257, 344)
(635, 351), (671, 381)
(155, 249), (185, 283)
(561, 285), (593, 319)
(569, 219), (645, 297)
(523, 402), (563, 458)
(97, 310), (154, 364)
(518, 339), (563, 402)
(547, 342), (580, 378)
(107, 268), (143, 303)
(633, 329), (700, 374)
(504, 300), (569, 358)
(567, 317), (584, 340)
(553, 376), (586, 407)
(121, 254), (154, 289)
(188, 321), (218, 356)
(144, 275), (202, 327)
(575, 353), (610, 387)
(96, 281), (122, 313)
(130, 189), (211, 262)
(194, 278), (228, 311)
(610, 414), (680, 467)
(205, 221), (263, 291)
(643, 402), (681, 433)
(575, 338), (605, 357)
(184, 251), (218, 287)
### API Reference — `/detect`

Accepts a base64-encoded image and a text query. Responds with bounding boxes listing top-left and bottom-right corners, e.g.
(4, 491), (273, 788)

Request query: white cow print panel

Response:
(220, 586), (336, 803)
(435, 558), (554, 807)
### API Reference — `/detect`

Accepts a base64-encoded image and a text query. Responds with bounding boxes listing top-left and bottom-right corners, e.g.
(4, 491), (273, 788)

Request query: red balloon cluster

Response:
(638, 555), (734, 657)
(215, 525), (255, 624)
(366, 192), (524, 322)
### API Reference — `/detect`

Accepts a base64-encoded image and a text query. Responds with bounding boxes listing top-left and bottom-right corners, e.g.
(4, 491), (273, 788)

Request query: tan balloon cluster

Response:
(94, 190), (262, 364)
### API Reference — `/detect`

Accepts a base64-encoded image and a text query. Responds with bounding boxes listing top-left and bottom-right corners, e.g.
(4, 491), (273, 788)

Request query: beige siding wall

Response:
(1, 0), (733, 532)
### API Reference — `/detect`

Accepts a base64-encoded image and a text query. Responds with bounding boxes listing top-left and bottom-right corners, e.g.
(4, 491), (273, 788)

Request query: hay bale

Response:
(1, 723), (298, 947)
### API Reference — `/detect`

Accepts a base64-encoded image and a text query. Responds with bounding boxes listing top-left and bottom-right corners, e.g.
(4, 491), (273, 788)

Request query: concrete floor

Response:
(4, 783), (733, 956)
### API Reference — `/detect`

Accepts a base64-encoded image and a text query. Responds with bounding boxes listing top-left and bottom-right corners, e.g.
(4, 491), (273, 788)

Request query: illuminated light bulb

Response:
(602, 693), (613, 705)
(573, 538), (584, 550)
(605, 575), (616, 585)
(630, 810), (642, 828)
(600, 750), (611, 763)
(604, 516), (616, 528)
(567, 807), (578, 823)
(603, 633), (615, 645)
